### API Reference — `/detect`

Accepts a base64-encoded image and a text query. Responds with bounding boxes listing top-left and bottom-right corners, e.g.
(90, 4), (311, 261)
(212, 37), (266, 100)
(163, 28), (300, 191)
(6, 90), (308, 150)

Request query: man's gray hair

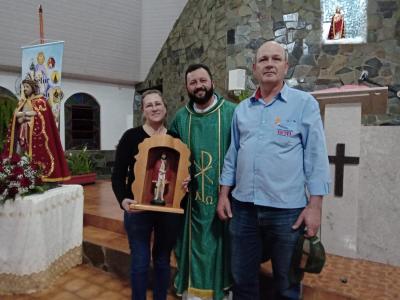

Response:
(254, 41), (289, 63)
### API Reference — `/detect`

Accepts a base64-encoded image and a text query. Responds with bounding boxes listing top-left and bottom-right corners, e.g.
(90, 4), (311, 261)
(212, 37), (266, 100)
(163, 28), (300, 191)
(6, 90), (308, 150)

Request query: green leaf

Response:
(65, 146), (93, 175)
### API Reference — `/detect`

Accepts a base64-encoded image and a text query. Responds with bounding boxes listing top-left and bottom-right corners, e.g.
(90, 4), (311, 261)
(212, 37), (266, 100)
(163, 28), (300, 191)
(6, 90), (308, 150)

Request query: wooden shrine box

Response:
(130, 135), (190, 214)
(311, 85), (388, 118)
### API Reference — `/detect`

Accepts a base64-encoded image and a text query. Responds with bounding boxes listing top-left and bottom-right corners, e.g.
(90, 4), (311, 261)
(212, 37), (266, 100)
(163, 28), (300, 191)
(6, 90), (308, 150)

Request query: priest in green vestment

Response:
(170, 64), (236, 300)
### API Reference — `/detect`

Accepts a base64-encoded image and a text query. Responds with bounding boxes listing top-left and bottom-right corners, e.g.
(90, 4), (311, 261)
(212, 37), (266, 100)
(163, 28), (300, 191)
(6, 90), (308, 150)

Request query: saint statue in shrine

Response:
(2, 74), (70, 182)
(151, 153), (169, 205)
(328, 7), (345, 40)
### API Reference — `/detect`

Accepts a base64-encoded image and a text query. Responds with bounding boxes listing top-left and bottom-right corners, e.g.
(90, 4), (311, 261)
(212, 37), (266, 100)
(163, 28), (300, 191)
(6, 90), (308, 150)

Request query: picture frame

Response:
(130, 134), (190, 214)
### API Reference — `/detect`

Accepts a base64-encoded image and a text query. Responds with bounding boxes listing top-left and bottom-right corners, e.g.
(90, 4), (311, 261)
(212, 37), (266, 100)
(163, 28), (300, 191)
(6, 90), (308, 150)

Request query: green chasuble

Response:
(170, 94), (236, 300)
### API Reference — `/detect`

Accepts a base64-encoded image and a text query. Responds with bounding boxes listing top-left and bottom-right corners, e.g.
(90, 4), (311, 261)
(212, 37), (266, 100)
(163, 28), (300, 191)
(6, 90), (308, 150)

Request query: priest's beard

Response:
(188, 86), (214, 106)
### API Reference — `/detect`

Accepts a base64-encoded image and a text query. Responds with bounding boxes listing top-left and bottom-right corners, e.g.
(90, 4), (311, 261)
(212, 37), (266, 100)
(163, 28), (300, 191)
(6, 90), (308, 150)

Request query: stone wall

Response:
(135, 0), (400, 125)
(134, 0), (228, 126)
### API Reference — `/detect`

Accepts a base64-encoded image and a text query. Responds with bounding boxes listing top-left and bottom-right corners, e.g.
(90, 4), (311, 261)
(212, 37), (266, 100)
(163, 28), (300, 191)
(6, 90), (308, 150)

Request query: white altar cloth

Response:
(0, 184), (83, 294)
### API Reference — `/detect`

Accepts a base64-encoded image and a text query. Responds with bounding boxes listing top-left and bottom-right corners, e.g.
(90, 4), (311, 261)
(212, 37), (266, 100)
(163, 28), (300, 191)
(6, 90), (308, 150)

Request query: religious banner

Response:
(21, 41), (64, 126)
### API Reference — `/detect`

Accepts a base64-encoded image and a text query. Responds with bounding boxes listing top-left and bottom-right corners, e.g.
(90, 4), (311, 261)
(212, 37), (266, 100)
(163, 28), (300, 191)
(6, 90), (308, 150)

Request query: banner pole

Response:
(39, 5), (44, 44)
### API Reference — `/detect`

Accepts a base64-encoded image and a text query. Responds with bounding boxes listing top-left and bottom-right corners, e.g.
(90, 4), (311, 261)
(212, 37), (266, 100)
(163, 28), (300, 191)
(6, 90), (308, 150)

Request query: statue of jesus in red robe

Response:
(3, 75), (70, 182)
(328, 7), (345, 40)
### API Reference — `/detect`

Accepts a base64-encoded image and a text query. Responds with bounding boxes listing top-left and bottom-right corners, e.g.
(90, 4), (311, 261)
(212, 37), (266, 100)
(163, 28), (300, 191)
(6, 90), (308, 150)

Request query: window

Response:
(65, 93), (100, 150)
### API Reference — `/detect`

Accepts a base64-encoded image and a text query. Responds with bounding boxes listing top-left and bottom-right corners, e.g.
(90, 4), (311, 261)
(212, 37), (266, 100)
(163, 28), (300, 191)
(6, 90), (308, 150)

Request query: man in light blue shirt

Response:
(218, 41), (331, 300)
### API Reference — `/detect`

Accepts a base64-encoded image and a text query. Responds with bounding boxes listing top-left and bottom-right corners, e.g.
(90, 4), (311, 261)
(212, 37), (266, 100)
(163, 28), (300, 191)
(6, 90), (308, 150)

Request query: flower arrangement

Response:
(65, 146), (93, 175)
(0, 153), (46, 204)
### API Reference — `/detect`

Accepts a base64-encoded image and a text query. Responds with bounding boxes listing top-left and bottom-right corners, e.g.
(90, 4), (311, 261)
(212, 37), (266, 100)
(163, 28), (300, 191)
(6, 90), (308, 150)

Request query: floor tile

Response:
(63, 278), (89, 292)
(75, 284), (105, 299)
(52, 291), (80, 300)
(95, 290), (127, 300)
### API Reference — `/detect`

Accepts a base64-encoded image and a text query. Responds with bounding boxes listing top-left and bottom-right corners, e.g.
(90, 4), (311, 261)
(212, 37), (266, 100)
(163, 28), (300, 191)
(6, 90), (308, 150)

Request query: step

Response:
(83, 225), (129, 254)
(83, 180), (125, 234)
(84, 212), (125, 234)
(83, 225), (130, 279)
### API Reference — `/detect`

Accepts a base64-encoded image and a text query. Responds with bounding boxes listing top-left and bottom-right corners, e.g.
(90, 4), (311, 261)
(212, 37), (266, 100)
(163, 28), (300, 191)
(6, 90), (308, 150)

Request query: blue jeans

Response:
(124, 211), (182, 300)
(230, 199), (304, 300)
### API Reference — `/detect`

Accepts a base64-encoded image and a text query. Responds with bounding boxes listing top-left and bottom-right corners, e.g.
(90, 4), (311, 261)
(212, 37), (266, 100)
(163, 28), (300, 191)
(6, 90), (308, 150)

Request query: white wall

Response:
(140, 0), (187, 80)
(0, 71), (18, 96)
(0, 0), (142, 83)
(0, 0), (187, 83)
(358, 127), (400, 266)
(0, 71), (135, 151)
(60, 79), (134, 150)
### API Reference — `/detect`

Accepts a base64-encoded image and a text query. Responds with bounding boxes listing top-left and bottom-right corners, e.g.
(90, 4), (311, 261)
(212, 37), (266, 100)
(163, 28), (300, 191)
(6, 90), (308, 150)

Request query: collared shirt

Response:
(220, 83), (331, 208)
(193, 94), (218, 113)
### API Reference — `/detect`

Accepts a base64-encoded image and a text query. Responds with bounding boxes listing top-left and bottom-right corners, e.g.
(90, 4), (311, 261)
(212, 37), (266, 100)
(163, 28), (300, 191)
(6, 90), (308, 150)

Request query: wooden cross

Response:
(328, 143), (360, 197)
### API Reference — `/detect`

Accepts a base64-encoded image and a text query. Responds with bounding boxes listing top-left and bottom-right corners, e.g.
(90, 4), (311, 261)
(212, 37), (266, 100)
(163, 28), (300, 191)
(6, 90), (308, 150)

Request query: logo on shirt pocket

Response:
(274, 123), (298, 146)
(277, 128), (294, 137)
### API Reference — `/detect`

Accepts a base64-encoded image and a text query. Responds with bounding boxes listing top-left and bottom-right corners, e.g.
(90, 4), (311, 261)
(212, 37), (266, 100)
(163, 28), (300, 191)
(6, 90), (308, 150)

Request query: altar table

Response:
(0, 185), (84, 294)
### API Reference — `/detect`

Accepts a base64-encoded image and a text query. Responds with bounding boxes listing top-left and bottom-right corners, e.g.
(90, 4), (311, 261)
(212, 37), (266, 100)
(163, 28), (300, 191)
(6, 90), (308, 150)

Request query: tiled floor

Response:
(304, 254), (400, 299)
(1, 264), (178, 300)
(3, 257), (399, 300)
(261, 254), (400, 300)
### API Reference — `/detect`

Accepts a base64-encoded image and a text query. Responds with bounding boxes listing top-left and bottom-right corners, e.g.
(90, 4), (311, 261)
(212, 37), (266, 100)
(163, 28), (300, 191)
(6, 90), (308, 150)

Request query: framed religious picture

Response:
(130, 134), (190, 214)
(321, 0), (367, 44)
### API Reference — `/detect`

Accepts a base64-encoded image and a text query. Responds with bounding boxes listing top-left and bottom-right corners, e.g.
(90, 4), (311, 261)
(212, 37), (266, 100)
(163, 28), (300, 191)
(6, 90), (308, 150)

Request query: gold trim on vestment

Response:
(42, 175), (71, 182)
(34, 100), (55, 177)
(28, 103), (34, 157)
(218, 108), (221, 192)
(0, 245), (82, 295)
(188, 286), (214, 298)
(185, 101), (224, 292)
(174, 284), (232, 298)
(188, 112), (193, 287)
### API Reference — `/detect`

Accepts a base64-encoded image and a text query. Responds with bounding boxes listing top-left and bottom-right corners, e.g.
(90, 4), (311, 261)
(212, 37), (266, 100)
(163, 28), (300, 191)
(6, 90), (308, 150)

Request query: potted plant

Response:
(0, 93), (18, 153)
(64, 146), (96, 185)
